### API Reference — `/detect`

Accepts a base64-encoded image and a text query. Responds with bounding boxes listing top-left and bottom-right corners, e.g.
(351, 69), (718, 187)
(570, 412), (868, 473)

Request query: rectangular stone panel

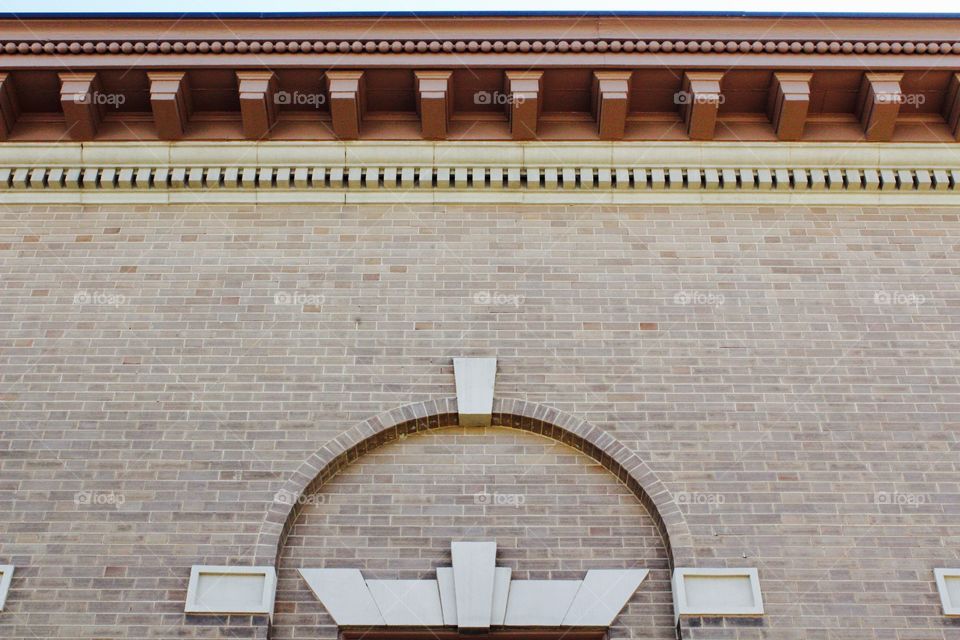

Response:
(935, 569), (960, 616)
(185, 565), (276, 616)
(672, 568), (763, 621)
(0, 565), (13, 611)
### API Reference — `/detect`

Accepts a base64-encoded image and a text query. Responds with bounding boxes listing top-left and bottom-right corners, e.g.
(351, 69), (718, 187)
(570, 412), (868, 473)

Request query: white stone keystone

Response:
(453, 357), (497, 427)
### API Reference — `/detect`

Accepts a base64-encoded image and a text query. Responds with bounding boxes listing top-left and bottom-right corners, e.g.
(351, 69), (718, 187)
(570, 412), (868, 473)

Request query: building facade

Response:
(0, 11), (959, 640)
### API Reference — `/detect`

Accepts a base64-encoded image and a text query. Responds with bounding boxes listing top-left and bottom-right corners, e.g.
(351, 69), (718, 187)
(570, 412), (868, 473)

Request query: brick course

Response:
(0, 204), (958, 639)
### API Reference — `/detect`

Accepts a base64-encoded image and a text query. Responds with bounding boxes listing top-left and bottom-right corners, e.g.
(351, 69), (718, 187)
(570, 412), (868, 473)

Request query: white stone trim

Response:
(453, 359), (497, 429)
(672, 567), (764, 622)
(490, 567), (512, 626)
(436, 565), (512, 627)
(184, 565), (276, 617)
(299, 568), (385, 626)
(0, 565), (13, 611)
(504, 580), (582, 626)
(0, 141), (958, 205)
(562, 569), (650, 626)
(366, 579), (445, 626)
(436, 567), (458, 625)
(300, 541), (648, 629)
(934, 568), (960, 616)
(450, 540), (498, 629)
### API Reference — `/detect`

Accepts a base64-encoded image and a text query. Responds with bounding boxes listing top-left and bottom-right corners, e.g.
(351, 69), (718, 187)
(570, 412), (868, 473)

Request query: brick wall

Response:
(0, 204), (958, 639)
(272, 426), (673, 639)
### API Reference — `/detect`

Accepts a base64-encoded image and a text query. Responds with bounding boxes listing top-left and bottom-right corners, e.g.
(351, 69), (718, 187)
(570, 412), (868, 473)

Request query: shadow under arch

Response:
(254, 396), (696, 569)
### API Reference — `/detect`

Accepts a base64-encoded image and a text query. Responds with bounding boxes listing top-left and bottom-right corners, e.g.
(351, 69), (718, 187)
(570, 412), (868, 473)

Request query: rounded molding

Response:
(3, 38), (960, 56)
(255, 396), (696, 570)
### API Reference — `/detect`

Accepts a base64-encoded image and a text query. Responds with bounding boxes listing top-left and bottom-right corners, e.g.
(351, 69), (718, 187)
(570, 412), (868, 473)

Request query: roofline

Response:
(3, 11), (960, 20)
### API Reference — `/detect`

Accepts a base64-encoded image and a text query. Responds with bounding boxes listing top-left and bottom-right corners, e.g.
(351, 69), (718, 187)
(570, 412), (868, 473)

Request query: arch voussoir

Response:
(255, 397), (694, 571)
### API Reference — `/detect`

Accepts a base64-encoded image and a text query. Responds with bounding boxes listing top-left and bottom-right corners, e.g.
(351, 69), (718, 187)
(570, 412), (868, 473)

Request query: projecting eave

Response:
(0, 14), (958, 144)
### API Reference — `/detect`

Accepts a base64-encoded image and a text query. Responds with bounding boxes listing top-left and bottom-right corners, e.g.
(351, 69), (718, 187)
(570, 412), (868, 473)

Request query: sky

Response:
(0, 0), (957, 14)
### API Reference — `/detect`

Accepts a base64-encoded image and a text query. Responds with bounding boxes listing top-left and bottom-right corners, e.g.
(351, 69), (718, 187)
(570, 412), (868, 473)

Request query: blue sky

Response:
(0, 0), (953, 13)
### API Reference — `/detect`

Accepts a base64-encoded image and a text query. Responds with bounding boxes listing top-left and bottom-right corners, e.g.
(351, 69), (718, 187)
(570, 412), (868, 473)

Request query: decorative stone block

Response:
(504, 580), (582, 626)
(451, 540), (497, 629)
(453, 358), (497, 428)
(184, 565), (277, 617)
(672, 568), (763, 622)
(0, 565), (13, 611)
(301, 540), (645, 631)
(935, 569), (960, 616)
(366, 580), (444, 626)
(562, 569), (649, 626)
(299, 568), (384, 626)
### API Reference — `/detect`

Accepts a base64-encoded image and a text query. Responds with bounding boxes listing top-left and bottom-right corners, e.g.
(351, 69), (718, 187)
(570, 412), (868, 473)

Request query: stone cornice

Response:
(1, 141), (958, 205)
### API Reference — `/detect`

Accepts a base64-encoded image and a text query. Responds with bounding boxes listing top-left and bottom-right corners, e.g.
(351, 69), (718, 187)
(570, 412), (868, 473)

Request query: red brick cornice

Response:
(2, 15), (960, 143)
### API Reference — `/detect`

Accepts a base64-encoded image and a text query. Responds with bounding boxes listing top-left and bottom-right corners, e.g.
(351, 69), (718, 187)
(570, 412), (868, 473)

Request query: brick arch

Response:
(254, 396), (695, 569)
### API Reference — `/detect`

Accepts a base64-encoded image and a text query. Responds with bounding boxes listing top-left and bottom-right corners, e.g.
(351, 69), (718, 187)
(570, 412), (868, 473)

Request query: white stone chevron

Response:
(436, 567), (457, 625)
(490, 567), (511, 625)
(504, 580), (582, 626)
(561, 569), (649, 626)
(299, 568), (385, 626)
(300, 541), (652, 629)
(366, 580), (444, 626)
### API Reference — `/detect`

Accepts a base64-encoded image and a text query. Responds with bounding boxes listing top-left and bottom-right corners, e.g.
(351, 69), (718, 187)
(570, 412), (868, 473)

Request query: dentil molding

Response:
(0, 141), (959, 205)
